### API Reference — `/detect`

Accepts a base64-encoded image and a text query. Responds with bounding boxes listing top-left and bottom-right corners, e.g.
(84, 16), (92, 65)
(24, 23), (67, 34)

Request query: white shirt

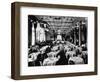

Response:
(43, 57), (59, 66)
(68, 56), (84, 64)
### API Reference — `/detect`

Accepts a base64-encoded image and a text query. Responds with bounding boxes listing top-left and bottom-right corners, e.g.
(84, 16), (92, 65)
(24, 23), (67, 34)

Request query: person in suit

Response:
(56, 44), (68, 65)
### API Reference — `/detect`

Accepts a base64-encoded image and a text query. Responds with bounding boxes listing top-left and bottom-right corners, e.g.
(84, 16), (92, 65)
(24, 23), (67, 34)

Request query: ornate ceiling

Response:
(36, 15), (87, 34)
(29, 15), (87, 34)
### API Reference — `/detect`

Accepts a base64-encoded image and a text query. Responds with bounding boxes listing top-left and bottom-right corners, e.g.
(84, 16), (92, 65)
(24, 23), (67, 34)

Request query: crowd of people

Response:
(28, 40), (88, 66)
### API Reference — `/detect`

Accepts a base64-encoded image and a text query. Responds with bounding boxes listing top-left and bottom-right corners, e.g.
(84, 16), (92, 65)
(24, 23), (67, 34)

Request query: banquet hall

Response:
(28, 15), (88, 66)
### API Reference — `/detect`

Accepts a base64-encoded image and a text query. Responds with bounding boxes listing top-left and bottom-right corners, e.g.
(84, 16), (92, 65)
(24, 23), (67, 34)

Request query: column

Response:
(32, 22), (37, 45)
(79, 21), (82, 46)
(74, 27), (76, 45)
(32, 23), (35, 45)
